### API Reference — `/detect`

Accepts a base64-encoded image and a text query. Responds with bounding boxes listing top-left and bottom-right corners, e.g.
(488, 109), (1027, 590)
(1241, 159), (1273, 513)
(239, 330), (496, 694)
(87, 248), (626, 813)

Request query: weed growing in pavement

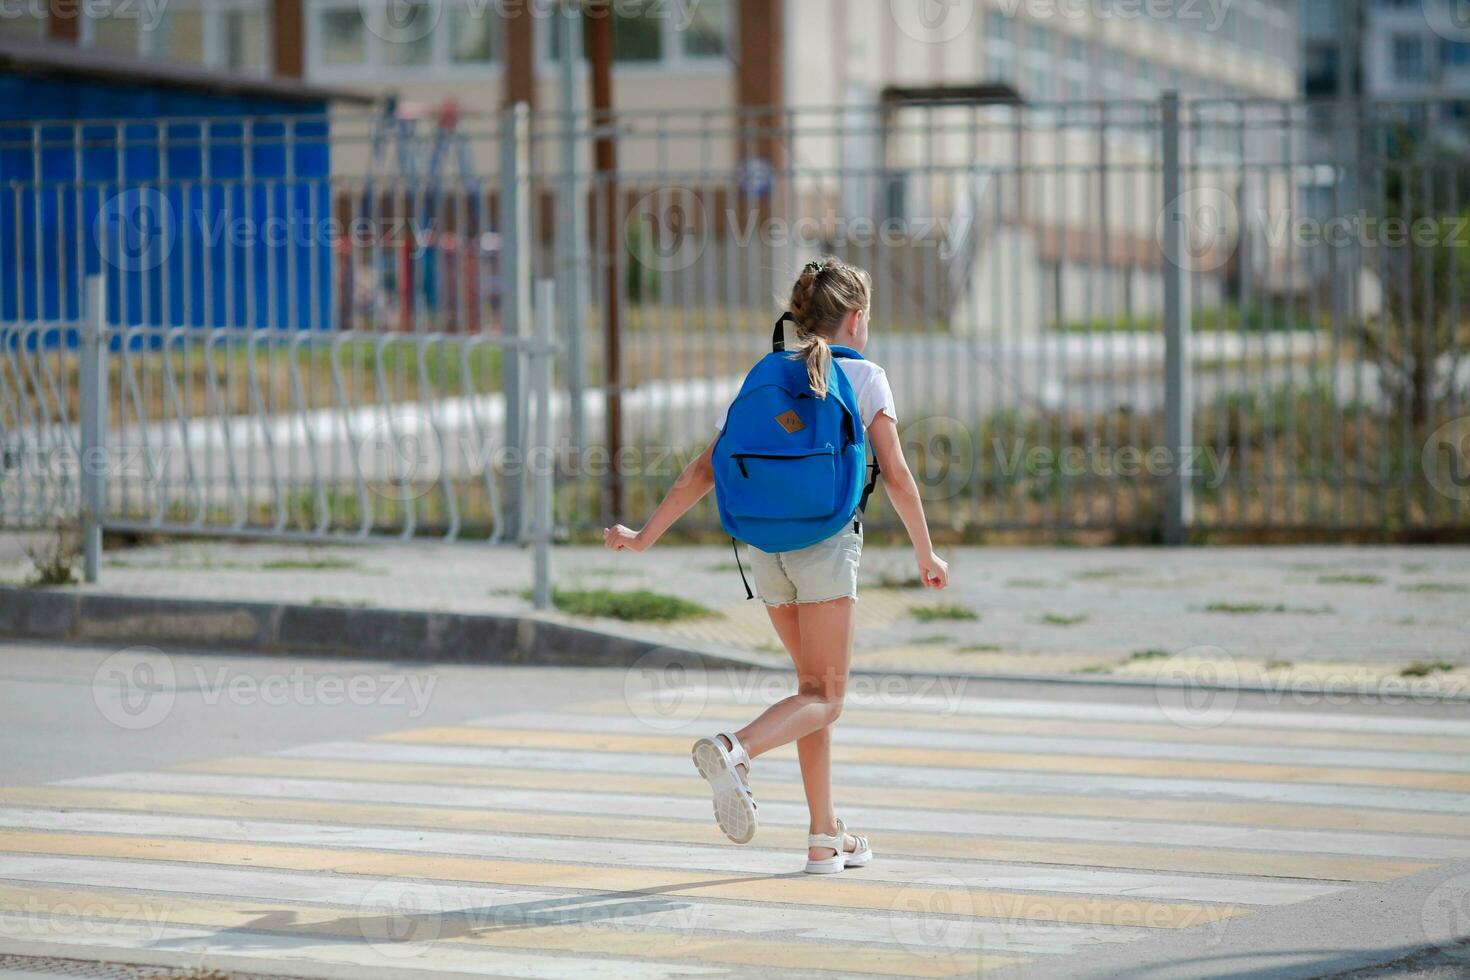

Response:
(1400, 661), (1458, 678)
(910, 604), (979, 623)
(549, 588), (716, 622)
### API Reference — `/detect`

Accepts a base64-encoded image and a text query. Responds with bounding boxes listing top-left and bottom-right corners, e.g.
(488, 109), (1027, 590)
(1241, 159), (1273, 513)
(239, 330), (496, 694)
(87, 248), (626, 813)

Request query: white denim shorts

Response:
(748, 524), (863, 606)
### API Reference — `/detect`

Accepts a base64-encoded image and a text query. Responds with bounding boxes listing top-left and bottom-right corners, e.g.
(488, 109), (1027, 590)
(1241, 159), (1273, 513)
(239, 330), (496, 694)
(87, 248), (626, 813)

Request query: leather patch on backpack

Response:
(775, 410), (805, 434)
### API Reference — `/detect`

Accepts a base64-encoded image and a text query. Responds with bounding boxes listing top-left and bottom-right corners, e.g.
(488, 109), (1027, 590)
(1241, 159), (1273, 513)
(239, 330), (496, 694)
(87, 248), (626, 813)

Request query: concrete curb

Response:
(2, 585), (1467, 702)
(0, 585), (769, 674)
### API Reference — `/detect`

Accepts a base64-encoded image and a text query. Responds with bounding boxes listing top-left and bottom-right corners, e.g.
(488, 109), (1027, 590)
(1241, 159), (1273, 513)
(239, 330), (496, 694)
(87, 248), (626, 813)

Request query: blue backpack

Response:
(713, 314), (881, 597)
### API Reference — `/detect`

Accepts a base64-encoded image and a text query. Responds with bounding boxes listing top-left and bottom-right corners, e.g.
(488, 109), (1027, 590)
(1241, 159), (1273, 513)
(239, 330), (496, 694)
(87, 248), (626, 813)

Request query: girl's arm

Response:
(604, 438), (718, 552)
(869, 413), (949, 589)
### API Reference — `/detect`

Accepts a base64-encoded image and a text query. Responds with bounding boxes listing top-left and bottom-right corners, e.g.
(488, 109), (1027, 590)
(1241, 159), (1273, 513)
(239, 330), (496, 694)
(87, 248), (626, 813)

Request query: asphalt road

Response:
(0, 640), (1467, 979)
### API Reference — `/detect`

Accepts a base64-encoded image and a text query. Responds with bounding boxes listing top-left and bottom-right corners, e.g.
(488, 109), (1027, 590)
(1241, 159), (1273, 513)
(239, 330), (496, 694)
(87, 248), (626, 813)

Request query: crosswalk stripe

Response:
(482, 711), (1470, 773)
(0, 882), (1023, 977)
(672, 691), (1470, 737)
(377, 727), (1470, 791)
(0, 786), (1432, 883)
(0, 833), (1249, 930)
(0, 855), (1160, 956)
(272, 740), (1470, 814)
(568, 699), (1470, 755)
(0, 920), (715, 980)
(47, 772), (1470, 862)
(189, 752), (1470, 838)
(0, 808), (1349, 905)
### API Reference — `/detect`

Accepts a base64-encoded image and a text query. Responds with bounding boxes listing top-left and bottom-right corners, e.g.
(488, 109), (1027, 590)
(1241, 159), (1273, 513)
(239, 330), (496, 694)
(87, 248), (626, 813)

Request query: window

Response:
(0, 9), (45, 41)
(613, 0), (663, 62)
(1022, 23), (1053, 102)
(450, 6), (495, 64)
(80, 1), (271, 74)
(1304, 43), (1340, 97)
(1063, 37), (1088, 102)
(1444, 40), (1470, 71)
(984, 11), (1016, 84)
(320, 7), (367, 66)
(378, 1), (435, 67)
(1392, 35), (1427, 82)
(152, 8), (206, 64)
(92, 14), (140, 54)
(547, 0), (730, 71)
(681, 0), (729, 58)
(222, 8), (270, 71)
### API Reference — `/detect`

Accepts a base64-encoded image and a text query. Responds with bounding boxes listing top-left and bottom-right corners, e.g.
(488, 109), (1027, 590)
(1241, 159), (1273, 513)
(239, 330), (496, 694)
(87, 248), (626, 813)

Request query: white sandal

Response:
(691, 732), (758, 844)
(804, 818), (872, 874)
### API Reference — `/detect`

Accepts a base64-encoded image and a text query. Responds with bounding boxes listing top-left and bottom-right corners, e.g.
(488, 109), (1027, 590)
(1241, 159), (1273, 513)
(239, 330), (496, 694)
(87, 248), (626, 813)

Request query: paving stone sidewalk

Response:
(2, 534), (1467, 695)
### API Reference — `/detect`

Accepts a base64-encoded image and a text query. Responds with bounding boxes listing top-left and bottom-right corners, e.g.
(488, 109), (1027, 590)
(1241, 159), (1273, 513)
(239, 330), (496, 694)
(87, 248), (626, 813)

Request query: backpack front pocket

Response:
(726, 446), (839, 519)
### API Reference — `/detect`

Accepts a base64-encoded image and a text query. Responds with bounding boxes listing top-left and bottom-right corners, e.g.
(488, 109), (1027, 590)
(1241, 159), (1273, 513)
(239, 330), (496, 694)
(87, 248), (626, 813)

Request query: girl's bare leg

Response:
(723, 599), (857, 861)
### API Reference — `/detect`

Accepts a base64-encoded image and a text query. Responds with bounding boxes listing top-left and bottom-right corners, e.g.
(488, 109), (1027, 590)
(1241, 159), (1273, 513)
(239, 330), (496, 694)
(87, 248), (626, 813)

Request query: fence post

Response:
(1160, 91), (1193, 546)
(531, 279), (557, 611)
(556, 0), (587, 454)
(500, 102), (532, 540)
(79, 275), (108, 583)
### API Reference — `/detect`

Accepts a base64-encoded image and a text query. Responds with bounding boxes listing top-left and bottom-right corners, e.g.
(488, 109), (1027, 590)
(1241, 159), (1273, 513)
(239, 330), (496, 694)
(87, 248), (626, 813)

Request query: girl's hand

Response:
(917, 550), (949, 589)
(603, 524), (647, 552)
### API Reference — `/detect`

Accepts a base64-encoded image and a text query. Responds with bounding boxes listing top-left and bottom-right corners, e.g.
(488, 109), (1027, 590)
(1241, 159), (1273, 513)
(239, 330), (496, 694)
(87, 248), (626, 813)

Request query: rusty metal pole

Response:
(586, 0), (622, 520)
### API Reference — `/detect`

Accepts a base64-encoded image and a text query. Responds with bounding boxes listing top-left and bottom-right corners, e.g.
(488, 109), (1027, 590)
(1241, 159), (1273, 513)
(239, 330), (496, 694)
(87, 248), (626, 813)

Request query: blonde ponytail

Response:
(785, 256), (871, 400)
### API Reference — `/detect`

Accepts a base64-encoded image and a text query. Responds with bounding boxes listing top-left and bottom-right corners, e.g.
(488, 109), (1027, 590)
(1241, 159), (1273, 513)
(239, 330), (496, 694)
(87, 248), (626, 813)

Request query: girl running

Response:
(604, 256), (948, 873)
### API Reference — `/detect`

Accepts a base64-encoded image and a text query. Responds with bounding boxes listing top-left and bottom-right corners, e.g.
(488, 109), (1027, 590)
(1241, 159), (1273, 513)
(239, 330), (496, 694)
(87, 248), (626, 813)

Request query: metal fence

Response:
(2, 94), (1468, 557)
(529, 95), (1470, 540)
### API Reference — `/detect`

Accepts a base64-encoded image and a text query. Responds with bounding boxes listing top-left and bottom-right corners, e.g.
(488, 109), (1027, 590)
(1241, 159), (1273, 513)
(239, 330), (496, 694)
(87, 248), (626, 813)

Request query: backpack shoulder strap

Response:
(772, 313), (794, 352)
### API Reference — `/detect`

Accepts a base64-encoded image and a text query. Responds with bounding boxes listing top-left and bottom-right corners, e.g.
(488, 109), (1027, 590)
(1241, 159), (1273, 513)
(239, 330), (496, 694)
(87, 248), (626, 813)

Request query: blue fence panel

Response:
(0, 74), (332, 336)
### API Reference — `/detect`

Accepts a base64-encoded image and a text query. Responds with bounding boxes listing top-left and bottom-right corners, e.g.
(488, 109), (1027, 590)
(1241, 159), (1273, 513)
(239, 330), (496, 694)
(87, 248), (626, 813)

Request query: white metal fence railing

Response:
(2, 94), (1468, 556)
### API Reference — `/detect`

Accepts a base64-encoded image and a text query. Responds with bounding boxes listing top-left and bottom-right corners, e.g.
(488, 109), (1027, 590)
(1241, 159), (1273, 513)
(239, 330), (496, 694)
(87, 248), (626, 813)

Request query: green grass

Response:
(1399, 582), (1469, 594)
(1265, 660), (1294, 671)
(1039, 613), (1087, 627)
(1203, 602), (1332, 615)
(1074, 665), (1111, 674)
(1055, 302), (1325, 335)
(909, 604), (979, 623)
(1073, 568), (1136, 581)
(1128, 649), (1170, 662)
(875, 571), (925, 590)
(1317, 574), (1384, 585)
(263, 557), (360, 572)
(549, 588), (715, 622)
(913, 635), (955, 646)
(960, 643), (1001, 653)
(1400, 660), (1458, 678)
(1006, 578), (1053, 589)
(310, 596), (375, 608)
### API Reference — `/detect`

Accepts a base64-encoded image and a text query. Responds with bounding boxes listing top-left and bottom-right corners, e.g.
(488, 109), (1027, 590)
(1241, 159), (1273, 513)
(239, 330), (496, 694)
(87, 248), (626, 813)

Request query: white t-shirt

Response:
(715, 358), (897, 432)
